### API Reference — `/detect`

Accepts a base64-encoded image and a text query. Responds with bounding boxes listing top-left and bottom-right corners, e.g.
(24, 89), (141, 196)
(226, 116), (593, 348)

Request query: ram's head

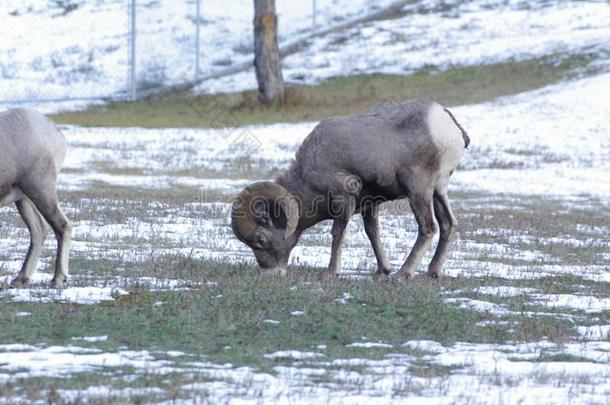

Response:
(231, 182), (300, 273)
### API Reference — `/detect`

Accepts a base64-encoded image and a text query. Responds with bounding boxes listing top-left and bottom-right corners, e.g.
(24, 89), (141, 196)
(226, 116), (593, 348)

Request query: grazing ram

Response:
(232, 99), (469, 280)
(0, 108), (71, 288)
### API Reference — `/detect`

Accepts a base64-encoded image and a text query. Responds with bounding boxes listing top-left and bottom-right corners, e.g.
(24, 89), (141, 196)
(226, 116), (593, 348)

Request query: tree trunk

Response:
(253, 0), (285, 104)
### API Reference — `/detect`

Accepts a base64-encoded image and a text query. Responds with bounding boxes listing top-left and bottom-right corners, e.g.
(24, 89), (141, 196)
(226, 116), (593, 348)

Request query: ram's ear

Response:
(253, 200), (272, 227)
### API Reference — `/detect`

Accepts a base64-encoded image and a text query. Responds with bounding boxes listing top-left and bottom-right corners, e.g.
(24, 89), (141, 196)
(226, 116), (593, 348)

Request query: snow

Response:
(264, 351), (324, 360)
(453, 72), (610, 200)
(0, 312), (609, 402)
(401, 340), (447, 354)
(198, 0), (610, 94)
(0, 273), (197, 305)
(0, 3), (609, 401)
(189, 340), (610, 403)
(263, 319), (281, 324)
(335, 292), (353, 304)
(474, 286), (540, 297)
(0, 0), (396, 110)
(0, 274), (129, 304)
(346, 342), (394, 349)
(530, 294), (610, 313)
(0, 345), (175, 380)
(72, 336), (109, 343)
(449, 287), (610, 316)
(15, 312), (32, 317)
(444, 262), (610, 283)
(2, 1), (610, 113)
(577, 325), (610, 341)
(444, 298), (512, 315)
(431, 341), (610, 385)
(59, 387), (166, 403)
(38, 72), (609, 206)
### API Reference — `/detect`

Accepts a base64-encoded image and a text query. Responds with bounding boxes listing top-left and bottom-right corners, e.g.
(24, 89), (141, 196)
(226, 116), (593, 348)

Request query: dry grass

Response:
(51, 54), (598, 128)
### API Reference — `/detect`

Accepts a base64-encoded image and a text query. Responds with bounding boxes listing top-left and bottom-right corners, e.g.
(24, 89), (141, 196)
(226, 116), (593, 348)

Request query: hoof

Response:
(426, 271), (440, 279)
(392, 272), (412, 283)
(317, 270), (338, 281)
(372, 271), (390, 282)
(50, 277), (67, 289)
(9, 277), (29, 289)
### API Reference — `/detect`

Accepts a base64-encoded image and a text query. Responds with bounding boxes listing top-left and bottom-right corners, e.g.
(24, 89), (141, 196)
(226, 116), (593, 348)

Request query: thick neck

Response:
(276, 170), (326, 232)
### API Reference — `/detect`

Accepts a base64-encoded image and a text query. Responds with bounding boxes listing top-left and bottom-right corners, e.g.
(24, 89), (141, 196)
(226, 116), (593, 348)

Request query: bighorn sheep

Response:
(232, 99), (469, 280)
(0, 108), (71, 288)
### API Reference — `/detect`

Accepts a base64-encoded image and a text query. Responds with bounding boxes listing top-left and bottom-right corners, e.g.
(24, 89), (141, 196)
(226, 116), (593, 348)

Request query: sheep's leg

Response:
(44, 205), (71, 289)
(427, 192), (457, 278)
(322, 217), (349, 278)
(395, 193), (436, 281)
(362, 205), (391, 281)
(22, 183), (71, 289)
(9, 197), (48, 288)
(321, 196), (356, 279)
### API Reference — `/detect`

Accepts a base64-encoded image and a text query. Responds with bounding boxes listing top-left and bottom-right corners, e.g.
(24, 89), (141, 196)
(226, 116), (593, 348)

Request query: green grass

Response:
(0, 267), (477, 364)
(1, 260), (585, 368)
(51, 53), (598, 128)
(533, 353), (598, 363)
(1, 165), (608, 400)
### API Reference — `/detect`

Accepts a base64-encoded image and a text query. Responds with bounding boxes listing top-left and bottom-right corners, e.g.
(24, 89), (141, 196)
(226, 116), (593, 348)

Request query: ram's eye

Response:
(254, 234), (268, 249)
(253, 201), (272, 227)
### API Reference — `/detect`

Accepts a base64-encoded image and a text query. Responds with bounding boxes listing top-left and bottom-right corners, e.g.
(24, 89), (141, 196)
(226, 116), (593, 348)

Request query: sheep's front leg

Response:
(362, 205), (391, 281)
(329, 218), (349, 272)
(320, 196), (356, 279)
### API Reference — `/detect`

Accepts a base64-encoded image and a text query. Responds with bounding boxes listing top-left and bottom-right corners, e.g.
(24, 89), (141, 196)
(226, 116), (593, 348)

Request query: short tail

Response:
(443, 107), (470, 149)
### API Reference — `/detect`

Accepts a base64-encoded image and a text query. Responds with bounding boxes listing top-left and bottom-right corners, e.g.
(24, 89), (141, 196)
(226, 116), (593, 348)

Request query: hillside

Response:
(1, 0), (608, 114)
(0, 0), (395, 110)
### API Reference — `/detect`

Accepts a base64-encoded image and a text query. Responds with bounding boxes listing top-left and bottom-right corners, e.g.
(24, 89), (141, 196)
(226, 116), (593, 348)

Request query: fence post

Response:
(129, 0), (137, 101)
(312, 0), (317, 35)
(195, 0), (201, 79)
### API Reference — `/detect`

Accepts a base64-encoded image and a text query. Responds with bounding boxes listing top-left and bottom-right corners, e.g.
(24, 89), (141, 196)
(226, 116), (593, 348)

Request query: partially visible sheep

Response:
(0, 108), (71, 288)
(232, 99), (469, 280)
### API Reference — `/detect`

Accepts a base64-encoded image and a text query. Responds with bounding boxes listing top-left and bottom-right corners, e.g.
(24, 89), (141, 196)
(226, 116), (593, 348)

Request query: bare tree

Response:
(253, 0), (285, 104)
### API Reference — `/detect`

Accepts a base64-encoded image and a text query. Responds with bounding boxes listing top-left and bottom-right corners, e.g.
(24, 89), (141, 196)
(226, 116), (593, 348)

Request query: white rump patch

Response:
(426, 103), (465, 174)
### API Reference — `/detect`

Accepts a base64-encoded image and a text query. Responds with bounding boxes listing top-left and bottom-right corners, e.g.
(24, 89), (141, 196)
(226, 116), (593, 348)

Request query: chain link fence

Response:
(0, 0), (394, 110)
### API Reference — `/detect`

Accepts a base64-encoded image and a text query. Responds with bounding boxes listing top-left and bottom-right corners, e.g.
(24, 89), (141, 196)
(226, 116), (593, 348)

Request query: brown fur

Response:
(232, 99), (467, 280)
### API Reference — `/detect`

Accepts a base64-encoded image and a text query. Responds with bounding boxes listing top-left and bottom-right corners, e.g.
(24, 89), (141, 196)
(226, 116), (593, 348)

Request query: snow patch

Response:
(264, 351), (324, 360)
(346, 342), (393, 349)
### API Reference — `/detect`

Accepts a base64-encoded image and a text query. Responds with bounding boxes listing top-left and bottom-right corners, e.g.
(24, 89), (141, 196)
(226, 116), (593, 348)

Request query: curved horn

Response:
(231, 182), (299, 241)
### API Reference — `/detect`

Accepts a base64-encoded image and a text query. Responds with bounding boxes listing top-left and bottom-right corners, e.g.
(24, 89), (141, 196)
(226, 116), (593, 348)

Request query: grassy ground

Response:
(51, 53), (598, 128)
(1, 180), (608, 402)
(1, 49), (608, 401)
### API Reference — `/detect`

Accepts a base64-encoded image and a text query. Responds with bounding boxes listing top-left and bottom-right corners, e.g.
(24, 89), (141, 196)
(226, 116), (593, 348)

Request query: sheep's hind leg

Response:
(395, 191), (436, 281)
(22, 182), (71, 289)
(362, 204), (391, 281)
(427, 192), (457, 278)
(10, 197), (48, 288)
